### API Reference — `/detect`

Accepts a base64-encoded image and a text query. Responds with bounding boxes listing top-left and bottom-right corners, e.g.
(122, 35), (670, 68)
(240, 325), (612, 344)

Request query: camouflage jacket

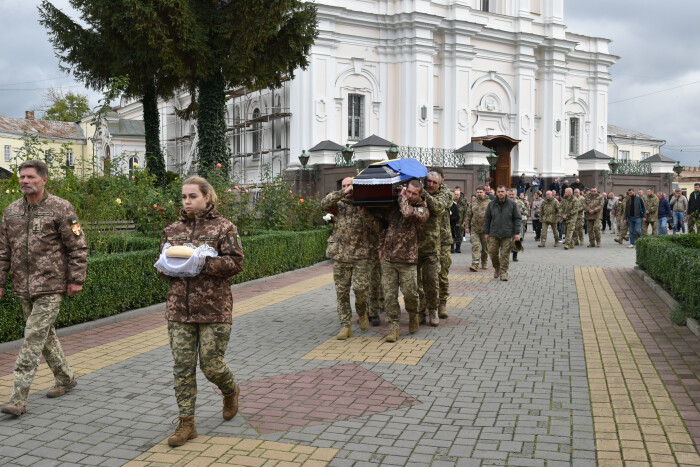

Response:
(420, 184), (452, 254)
(466, 197), (490, 234)
(458, 198), (469, 225)
(540, 198), (561, 224)
(645, 194), (659, 218)
(323, 190), (379, 262)
(583, 193), (605, 220)
(160, 206), (244, 324)
(574, 195), (585, 219)
(560, 196), (578, 222)
(379, 195), (429, 264)
(0, 192), (88, 299)
(516, 199), (529, 218)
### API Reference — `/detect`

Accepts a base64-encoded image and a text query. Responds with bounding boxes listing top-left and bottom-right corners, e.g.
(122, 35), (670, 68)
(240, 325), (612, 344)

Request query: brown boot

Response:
(336, 327), (352, 340)
(408, 314), (419, 334)
(223, 384), (239, 420)
(429, 309), (439, 326)
(1, 404), (26, 416)
(47, 379), (77, 398)
(358, 314), (369, 331)
(438, 302), (448, 319)
(168, 416), (197, 447)
(384, 327), (399, 343)
(493, 268), (500, 278)
(469, 265), (478, 272)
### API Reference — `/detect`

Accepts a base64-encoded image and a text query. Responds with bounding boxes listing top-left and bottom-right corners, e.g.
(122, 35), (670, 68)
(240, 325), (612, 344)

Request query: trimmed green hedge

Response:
(0, 228), (330, 343)
(636, 234), (700, 320)
(86, 233), (160, 255)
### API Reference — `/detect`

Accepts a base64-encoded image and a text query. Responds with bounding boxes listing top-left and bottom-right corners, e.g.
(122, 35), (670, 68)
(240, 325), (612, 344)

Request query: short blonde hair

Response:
(182, 176), (218, 207)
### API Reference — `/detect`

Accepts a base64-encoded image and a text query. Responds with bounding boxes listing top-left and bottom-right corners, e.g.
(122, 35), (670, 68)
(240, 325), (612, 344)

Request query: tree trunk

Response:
(197, 70), (229, 177)
(143, 80), (166, 185)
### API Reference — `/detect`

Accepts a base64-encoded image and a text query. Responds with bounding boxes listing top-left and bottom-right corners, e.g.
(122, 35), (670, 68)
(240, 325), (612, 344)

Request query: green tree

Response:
(42, 89), (91, 121)
(38, 0), (200, 185)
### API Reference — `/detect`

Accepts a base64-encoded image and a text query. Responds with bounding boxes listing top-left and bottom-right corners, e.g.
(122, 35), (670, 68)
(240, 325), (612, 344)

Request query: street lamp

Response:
(608, 158), (620, 174)
(385, 143), (399, 158)
(341, 143), (354, 163)
(486, 150), (499, 170)
(298, 150), (309, 168)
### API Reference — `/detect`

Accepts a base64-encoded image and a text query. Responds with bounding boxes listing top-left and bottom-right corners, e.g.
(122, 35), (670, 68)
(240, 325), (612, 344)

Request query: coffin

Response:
(352, 159), (428, 207)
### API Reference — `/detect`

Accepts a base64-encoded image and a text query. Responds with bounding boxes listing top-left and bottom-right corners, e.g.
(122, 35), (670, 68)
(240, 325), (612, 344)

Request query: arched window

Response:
(128, 156), (139, 174)
(348, 94), (364, 140)
(569, 117), (580, 156)
(252, 108), (262, 153)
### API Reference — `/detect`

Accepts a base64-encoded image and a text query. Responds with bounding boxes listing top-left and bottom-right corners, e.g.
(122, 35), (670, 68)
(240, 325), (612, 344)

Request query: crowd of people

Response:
(323, 174), (700, 350)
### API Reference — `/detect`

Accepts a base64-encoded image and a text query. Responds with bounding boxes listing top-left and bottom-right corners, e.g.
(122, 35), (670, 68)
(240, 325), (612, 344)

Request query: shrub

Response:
(86, 233), (160, 255)
(0, 228), (330, 343)
(636, 234), (700, 321)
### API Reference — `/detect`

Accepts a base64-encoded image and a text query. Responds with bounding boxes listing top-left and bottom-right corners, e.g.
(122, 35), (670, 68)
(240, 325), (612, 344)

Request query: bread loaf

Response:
(165, 245), (195, 258)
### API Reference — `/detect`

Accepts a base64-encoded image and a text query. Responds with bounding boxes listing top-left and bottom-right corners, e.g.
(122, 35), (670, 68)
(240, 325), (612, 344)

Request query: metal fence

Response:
(613, 160), (652, 175)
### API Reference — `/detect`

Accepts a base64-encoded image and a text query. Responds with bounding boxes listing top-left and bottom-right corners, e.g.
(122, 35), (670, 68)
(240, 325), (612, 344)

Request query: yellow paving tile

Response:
(301, 336), (435, 365)
(123, 437), (338, 467)
(0, 273), (333, 402)
(448, 274), (493, 283)
(575, 267), (700, 466)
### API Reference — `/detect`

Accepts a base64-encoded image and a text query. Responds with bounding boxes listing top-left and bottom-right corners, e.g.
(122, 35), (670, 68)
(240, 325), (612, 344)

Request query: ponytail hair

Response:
(182, 176), (218, 207)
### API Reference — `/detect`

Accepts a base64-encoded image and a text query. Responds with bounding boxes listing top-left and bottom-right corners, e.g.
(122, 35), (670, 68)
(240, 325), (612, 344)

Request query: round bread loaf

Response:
(165, 245), (195, 258)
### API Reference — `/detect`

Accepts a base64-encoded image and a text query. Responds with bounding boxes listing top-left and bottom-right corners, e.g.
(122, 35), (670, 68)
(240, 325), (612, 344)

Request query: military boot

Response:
(223, 384), (239, 420)
(408, 314), (419, 334)
(469, 265), (478, 272)
(438, 302), (449, 319)
(370, 316), (381, 326)
(358, 314), (369, 331)
(429, 309), (439, 326)
(512, 251), (518, 262)
(47, 379), (77, 398)
(0, 404), (25, 417)
(384, 326), (399, 343)
(168, 416), (197, 447)
(336, 327), (352, 340)
(419, 312), (427, 325)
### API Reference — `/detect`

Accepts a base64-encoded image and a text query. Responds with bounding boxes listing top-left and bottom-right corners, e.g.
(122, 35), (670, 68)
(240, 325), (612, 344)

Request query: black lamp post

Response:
(385, 143), (399, 158)
(341, 143), (354, 163)
(608, 158), (620, 174)
(298, 150), (309, 169)
(673, 161), (684, 177)
(486, 150), (499, 170)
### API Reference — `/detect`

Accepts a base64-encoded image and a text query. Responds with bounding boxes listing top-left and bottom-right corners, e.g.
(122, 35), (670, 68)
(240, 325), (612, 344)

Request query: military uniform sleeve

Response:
(398, 196), (429, 225)
(0, 216), (11, 286)
(322, 190), (345, 211)
(201, 223), (245, 279)
(59, 205), (88, 285)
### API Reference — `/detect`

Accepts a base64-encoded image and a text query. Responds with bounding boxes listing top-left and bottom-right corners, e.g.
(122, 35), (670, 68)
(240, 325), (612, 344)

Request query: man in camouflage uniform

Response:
(642, 188), (659, 236)
(583, 187), (605, 247)
(512, 190), (528, 261)
(484, 186), (521, 281)
(615, 191), (631, 244)
(560, 188), (579, 250)
(323, 177), (379, 340)
(435, 169), (455, 322)
(453, 187), (469, 254)
(417, 172), (451, 327)
(466, 186), (490, 272)
(538, 191), (561, 247)
(573, 189), (585, 245)
(0, 160), (88, 416)
(368, 244), (384, 327)
(378, 180), (429, 342)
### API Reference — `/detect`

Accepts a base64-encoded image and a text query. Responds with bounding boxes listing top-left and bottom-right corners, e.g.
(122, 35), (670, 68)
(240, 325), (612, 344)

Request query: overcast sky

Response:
(0, 0), (698, 165)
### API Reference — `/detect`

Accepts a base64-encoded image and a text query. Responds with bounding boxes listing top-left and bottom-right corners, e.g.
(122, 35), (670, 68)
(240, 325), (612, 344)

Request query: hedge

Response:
(86, 233), (160, 255)
(0, 228), (330, 343)
(636, 234), (700, 320)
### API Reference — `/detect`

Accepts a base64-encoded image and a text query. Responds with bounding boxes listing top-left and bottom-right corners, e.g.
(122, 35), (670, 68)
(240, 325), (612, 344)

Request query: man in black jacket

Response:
(484, 185), (521, 282)
(689, 183), (700, 234)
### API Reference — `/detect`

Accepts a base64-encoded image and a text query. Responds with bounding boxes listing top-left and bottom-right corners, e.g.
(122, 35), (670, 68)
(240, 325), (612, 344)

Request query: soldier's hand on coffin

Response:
(343, 185), (353, 196)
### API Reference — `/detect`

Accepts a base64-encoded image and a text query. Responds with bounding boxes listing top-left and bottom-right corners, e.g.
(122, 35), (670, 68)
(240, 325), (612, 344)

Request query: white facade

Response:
(118, 0), (618, 184)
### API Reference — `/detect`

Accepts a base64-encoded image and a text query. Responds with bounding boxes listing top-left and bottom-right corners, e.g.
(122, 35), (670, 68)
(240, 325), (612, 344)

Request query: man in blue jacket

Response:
(624, 188), (646, 248)
(657, 192), (672, 235)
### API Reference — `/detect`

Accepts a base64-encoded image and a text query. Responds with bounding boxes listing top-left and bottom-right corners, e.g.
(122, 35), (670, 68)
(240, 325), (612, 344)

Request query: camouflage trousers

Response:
(575, 216), (585, 244)
(333, 260), (371, 327)
(438, 243), (452, 305)
(587, 219), (602, 245)
(470, 232), (488, 268)
(488, 237), (513, 278)
(417, 254), (440, 313)
(642, 218), (657, 236)
(369, 259), (384, 318)
(563, 219), (577, 248)
(381, 261), (419, 331)
(9, 294), (73, 406)
(168, 321), (236, 417)
(454, 228), (464, 249)
(540, 222), (559, 245)
(617, 218), (629, 242)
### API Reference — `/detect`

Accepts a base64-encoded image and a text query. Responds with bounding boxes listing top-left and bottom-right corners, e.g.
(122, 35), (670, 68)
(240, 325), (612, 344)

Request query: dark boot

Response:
(512, 251), (518, 262)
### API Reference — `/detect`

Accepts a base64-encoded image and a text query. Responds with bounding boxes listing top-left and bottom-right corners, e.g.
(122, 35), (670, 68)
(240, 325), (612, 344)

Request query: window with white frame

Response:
(480, 0), (494, 12)
(641, 151), (650, 160)
(252, 108), (262, 154)
(44, 149), (53, 164)
(3, 145), (10, 162)
(233, 106), (241, 155)
(619, 150), (630, 161)
(128, 156), (139, 174)
(66, 151), (74, 168)
(348, 94), (364, 140)
(569, 117), (580, 156)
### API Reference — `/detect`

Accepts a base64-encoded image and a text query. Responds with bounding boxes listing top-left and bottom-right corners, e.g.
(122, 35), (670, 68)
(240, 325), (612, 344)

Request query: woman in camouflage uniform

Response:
(160, 177), (245, 447)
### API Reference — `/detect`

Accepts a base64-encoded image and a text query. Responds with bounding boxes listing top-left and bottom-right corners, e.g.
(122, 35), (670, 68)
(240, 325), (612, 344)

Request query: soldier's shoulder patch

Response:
(235, 232), (242, 249)
(70, 218), (82, 236)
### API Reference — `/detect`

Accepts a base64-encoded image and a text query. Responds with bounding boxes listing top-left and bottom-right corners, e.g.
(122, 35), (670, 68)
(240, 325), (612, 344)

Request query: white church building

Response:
(116, 0), (618, 188)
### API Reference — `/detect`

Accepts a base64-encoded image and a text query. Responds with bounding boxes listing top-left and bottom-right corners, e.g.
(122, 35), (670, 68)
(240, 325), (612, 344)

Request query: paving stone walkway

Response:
(1, 231), (699, 466)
